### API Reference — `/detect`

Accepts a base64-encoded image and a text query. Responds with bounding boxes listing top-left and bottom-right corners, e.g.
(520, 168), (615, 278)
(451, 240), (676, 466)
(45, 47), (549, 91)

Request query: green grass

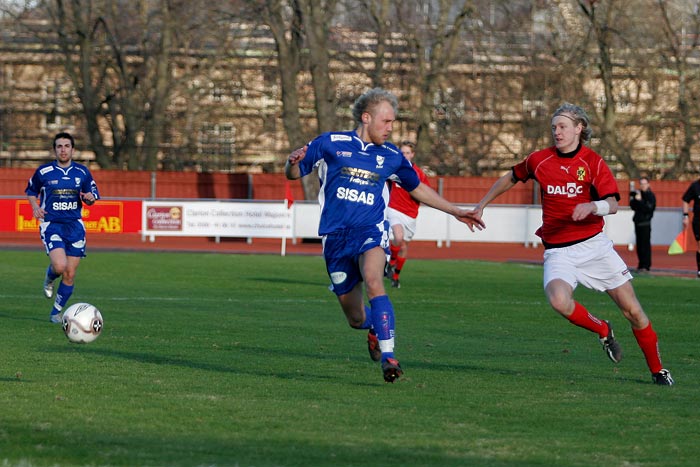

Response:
(0, 249), (698, 467)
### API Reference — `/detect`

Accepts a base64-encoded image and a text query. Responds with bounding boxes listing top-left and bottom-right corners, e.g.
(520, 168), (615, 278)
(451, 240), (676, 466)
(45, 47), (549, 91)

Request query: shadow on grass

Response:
(0, 419), (541, 467)
(247, 276), (328, 286)
(43, 344), (383, 386)
(41, 339), (655, 387)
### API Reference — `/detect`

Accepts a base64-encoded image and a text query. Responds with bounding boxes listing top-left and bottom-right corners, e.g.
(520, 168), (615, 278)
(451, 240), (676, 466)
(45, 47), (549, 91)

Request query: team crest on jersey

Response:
(376, 156), (385, 168)
(74, 177), (81, 185)
(331, 134), (352, 142)
(577, 167), (586, 181)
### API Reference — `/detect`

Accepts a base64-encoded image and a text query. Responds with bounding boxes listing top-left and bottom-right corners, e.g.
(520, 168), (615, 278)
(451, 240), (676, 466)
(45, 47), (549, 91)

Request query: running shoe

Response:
(652, 369), (675, 386)
(43, 277), (54, 299)
(367, 331), (381, 362)
(599, 320), (623, 363)
(382, 357), (403, 383)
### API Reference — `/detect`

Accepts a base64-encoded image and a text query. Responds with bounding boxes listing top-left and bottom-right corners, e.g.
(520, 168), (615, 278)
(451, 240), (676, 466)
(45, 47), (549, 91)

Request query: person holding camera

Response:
(629, 176), (656, 272)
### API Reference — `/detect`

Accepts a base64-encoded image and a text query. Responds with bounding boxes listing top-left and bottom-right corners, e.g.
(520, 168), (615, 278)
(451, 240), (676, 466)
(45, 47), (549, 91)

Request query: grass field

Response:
(1, 249), (698, 467)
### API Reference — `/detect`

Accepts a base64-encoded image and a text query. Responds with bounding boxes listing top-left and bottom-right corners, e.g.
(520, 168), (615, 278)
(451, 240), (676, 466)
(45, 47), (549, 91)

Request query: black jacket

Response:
(630, 189), (656, 225)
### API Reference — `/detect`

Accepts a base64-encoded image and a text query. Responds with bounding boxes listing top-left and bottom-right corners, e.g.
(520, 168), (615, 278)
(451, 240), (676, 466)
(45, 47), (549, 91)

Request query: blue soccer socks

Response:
(51, 282), (74, 316)
(369, 295), (396, 361)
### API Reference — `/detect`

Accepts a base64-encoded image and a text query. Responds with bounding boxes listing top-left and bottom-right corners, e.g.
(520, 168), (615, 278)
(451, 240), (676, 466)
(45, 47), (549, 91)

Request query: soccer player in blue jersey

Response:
(26, 132), (100, 323)
(285, 88), (484, 382)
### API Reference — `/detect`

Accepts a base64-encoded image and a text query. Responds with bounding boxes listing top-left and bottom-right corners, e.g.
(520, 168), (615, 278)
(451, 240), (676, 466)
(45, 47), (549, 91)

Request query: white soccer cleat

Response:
(43, 278), (55, 299)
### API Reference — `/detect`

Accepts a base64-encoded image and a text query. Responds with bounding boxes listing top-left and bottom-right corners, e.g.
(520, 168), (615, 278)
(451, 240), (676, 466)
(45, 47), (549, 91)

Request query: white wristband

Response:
(593, 200), (609, 216)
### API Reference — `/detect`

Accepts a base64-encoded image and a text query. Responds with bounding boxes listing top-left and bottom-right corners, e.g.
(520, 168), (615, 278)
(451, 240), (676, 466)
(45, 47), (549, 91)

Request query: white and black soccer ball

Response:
(62, 302), (103, 344)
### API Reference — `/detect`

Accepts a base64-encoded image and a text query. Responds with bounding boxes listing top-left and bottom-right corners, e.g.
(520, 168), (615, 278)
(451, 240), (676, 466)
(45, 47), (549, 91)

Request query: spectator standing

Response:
(629, 176), (656, 271)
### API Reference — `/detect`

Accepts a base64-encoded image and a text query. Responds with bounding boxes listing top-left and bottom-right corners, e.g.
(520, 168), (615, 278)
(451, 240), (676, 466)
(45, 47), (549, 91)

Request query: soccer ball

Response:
(62, 302), (103, 344)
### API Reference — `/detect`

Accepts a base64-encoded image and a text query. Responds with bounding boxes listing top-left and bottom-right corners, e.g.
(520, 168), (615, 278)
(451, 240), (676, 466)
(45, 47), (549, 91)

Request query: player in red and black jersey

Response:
(384, 141), (430, 288)
(469, 103), (674, 385)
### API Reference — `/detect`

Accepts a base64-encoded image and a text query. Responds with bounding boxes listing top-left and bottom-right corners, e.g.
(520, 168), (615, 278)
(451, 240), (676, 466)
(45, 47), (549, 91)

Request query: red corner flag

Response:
(284, 180), (294, 208)
(668, 228), (687, 255)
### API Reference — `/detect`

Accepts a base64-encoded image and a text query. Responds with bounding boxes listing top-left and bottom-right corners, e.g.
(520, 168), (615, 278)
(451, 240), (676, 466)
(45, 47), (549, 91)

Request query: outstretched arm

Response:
(467, 171), (518, 228)
(409, 183), (485, 232)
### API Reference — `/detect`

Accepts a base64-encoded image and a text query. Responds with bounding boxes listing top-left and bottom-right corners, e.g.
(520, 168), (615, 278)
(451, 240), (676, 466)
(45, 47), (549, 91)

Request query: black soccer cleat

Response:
(391, 278), (400, 289)
(367, 331), (382, 362)
(384, 262), (394, 279)
(652, 369), (675, 386)
(382, 358), (403, 383)
(599, 320), (623, 363)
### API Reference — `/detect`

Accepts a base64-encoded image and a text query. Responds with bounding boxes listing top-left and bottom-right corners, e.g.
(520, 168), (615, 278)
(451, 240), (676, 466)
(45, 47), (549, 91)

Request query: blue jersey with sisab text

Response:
(25, 161), (100, 223)
(298, 131), (420, 235)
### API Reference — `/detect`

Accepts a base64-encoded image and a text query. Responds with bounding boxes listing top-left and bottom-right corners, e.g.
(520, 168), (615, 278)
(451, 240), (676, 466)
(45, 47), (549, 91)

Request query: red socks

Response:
(633, 323), (662, 374)
(389, 245), (400, 266)
(566, 301), (607, 337)
(393, 256), (406, 279)
(568, 302), (663, 373)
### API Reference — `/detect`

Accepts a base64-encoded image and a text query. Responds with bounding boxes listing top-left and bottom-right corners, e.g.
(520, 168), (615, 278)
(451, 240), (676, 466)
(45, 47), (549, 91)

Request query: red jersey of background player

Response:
(388, 164), (430, 218)
(512, 144), (620, 246)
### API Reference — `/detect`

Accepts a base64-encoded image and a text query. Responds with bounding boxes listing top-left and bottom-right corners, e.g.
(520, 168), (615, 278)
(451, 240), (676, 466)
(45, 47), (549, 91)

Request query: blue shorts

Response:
(323, 223), (390, 296)
(39, 220), (87, 257)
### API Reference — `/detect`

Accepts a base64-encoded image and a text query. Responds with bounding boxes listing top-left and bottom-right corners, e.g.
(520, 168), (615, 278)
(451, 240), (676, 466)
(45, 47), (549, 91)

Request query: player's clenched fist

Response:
(287, 145), (308, 165)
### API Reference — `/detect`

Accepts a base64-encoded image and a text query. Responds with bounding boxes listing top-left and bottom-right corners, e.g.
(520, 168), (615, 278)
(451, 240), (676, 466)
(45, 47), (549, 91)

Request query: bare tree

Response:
(297, 0), (339, 133)
(574, 0), (655, 178)
(240, 0), (321, 198)
(394, 0), (475, 170)
(49, 0), (112, 167)
(29, 0), (212, 169)
(334, 0), (393, 88)
(655, 0), (700, 178)
(260, 0), (308, 150)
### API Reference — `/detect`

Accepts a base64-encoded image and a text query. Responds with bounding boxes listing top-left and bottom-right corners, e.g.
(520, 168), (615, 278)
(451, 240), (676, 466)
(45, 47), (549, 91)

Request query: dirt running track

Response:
(2, 231), (697, 279)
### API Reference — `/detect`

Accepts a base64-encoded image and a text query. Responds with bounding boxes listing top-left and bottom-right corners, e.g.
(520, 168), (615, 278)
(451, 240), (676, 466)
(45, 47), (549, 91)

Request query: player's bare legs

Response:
(545, 279), (621, 362)
(391, 224), (406, 251)
(606, 281), (669, 381)
(606, 282), (649, 329)
(544, 279), (576, 318)
(47, 249), (81, 322)
(337, 277), (383, 363)
(336, 247), (401, 378)
(49, 249), (80, 286)
(360, 247), (388, 300)
(337, 284), (367, 328)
